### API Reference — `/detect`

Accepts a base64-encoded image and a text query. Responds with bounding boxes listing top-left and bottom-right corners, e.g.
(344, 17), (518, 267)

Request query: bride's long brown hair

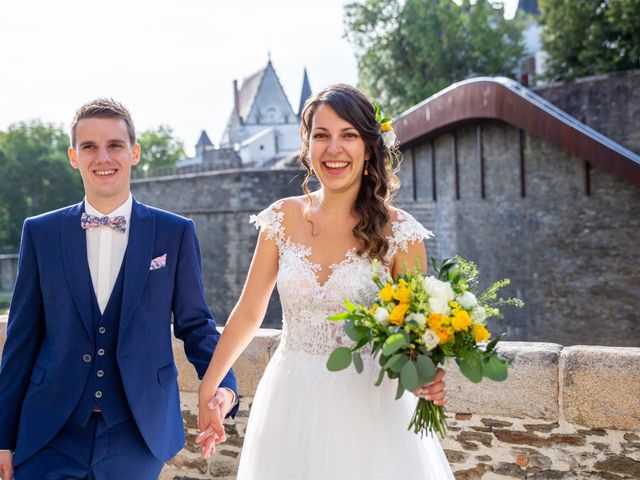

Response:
(299, 84), (400, 261)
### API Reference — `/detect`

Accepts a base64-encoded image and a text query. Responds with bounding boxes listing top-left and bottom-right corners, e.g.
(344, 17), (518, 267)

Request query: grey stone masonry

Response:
(396, 71), (640, 347)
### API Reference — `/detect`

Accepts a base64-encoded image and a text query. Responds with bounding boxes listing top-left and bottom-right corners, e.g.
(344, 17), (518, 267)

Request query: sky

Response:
(0, 0), (519, 156)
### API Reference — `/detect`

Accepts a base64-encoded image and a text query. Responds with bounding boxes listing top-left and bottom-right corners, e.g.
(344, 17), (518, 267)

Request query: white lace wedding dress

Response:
(238, 201), (454, 480)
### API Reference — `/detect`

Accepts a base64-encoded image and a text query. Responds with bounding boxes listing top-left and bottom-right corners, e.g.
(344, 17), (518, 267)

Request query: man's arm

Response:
(0, 219), (45, 450)
(171, 219), (238, 416)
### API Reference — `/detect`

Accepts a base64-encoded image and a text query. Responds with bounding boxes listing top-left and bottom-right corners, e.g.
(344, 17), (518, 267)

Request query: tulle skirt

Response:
(237, 348), (454, 480)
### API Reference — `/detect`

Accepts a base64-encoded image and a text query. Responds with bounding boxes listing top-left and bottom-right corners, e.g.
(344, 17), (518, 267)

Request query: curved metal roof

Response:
(394, 77), (640, 187)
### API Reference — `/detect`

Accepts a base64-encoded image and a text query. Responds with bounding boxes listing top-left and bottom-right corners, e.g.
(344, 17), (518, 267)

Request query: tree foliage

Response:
(344, 0), (526, 113)
(137, 125), (185, 173)
(0, 121), (83, 249)
(538, 0), (640, 81)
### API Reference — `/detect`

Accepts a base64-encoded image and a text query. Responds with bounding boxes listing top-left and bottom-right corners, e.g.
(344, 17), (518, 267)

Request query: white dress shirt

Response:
(85, 194), (132, 313)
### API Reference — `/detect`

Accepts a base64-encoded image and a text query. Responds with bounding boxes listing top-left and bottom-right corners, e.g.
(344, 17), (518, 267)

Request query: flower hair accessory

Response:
(374, 102), (396, 150)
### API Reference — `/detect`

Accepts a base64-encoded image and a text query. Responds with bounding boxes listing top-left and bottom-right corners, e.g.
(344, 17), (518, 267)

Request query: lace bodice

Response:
(250, 200), (433, 355)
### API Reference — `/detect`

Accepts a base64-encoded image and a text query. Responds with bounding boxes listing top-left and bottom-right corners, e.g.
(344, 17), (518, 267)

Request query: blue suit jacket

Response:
(0, 198), (237, 464)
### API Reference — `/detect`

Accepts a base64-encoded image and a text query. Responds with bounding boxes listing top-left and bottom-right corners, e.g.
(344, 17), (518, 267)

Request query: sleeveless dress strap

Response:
(387, 210), (434, 260)
(249, 200), (286, 249)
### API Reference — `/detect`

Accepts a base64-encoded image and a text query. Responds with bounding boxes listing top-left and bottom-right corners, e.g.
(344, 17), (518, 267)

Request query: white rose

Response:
(374, 307), (390, 326)
(422, 329), (440, 351)
(471, 306), (487, 323)
(406, 313), (426, 327)
(424, 276), (455, 315)
(428, 297), (451, 316)
(456, 291), (478, 310)
(423, 276), (455, 302)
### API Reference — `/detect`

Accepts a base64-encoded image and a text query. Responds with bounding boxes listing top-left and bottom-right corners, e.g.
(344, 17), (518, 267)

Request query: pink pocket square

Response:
(150, 254), (167, 270)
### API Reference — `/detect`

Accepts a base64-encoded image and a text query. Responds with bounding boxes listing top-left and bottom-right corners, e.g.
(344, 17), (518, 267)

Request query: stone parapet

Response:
(0, 318), (638, 479)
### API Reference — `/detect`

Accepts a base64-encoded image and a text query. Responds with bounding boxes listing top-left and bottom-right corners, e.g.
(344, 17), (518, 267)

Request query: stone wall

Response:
(533, 69), (640, 154)
(0, 254), (18, 293)
(2, 318), (637, 479)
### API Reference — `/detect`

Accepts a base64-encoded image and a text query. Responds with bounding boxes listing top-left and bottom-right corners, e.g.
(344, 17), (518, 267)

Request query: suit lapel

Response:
(62, 201), (94, 339)
(119, 198), (155, 343)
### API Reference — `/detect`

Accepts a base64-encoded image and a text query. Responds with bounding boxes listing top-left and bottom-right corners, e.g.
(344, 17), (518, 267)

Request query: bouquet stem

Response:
(408, 399), (448, 438)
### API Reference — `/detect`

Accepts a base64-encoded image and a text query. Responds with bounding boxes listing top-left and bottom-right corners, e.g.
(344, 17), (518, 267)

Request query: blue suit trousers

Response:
(14, 414), (163, 480)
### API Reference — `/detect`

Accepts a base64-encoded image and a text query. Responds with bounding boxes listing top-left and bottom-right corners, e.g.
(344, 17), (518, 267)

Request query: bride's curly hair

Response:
(299, 84), (401, 261)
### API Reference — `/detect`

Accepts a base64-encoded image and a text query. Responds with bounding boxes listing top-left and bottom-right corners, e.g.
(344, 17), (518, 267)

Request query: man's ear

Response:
(68, 146), (79, 169)
(131, 143), (141, 166)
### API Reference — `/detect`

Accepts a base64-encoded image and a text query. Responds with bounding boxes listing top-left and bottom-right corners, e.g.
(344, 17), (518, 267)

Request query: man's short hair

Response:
(70, 98), (136, 147)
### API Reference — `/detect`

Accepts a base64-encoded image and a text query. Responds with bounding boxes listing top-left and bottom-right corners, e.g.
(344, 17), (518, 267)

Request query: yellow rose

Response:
(380, 123), (393, 132)
(394, 287), (411, 304)
(389, 303), (409, 326)
(451, 310), (472, 332)
(427, 313), (445, 330)
(472, 323), (491, 342)
(379, 284), (395, 302)
(436, 326), (454, 344)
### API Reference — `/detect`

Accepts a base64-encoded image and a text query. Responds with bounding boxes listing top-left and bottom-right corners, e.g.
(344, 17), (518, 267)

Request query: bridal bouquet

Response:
(326, 256), (523, 437)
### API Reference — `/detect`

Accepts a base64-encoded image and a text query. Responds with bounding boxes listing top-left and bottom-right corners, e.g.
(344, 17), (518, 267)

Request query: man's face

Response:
(68, 117), (140, 205)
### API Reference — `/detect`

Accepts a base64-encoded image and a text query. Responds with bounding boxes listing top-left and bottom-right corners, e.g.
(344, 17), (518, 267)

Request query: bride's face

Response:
(309, 104), (370, 195)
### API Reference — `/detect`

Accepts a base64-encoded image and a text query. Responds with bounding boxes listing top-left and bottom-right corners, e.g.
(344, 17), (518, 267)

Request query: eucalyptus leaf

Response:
(382, 333), (408, 356)
(344, 321), (368, 342)
(415, 354), (437, 384)
(400, 360), (421, 391)
(395, 380), (405, 400)
(382, 353), (405, 370)
(352, 351), (364, 374)
(327, 347), (352, 372)
(457, 353), (483, 383)
(482, 354), (508, 381)
(375, 368), (385, 386)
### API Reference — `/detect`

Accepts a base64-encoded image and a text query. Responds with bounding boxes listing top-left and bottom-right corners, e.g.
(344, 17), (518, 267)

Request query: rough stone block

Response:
(561, 346), (640, 430)
(0, 315), (6, 358)
(446, 342), (562, 420)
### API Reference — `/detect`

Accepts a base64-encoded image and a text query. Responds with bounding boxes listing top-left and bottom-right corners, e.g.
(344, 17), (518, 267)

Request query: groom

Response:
(0, 99), (237, 479)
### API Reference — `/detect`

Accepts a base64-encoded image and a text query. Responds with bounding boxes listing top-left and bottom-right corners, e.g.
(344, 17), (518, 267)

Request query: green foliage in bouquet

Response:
(326, 256), (523, 437)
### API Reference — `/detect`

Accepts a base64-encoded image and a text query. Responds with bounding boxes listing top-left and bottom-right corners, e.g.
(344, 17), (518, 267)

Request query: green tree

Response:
(0, 121), (83, 249)
(344, 0), (526, 113)
(539, 0), (640, 82)
(136, 125), (185, 174)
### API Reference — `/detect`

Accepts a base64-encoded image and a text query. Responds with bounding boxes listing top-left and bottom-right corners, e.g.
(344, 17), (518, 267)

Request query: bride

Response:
(197, 84), (454, 479)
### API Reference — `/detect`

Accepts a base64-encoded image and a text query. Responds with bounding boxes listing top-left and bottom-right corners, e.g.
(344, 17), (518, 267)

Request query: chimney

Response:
(233, 79), (242, 125)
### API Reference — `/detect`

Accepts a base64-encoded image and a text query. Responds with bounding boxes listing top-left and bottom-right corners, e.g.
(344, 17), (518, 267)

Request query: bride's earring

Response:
(364, 161), (369, 176)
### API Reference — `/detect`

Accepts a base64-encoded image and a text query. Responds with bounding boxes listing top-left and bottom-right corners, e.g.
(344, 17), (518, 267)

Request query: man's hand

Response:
(413, 367), (447, 405)
(0, 450), (13, 480)
(196, 387), (234, 459)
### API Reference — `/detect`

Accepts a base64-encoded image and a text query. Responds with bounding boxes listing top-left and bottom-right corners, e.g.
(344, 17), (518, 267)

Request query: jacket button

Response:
(98, 327), (106, 334)
(98, 349), (105, 356)
(95, 391), (103, 398)
(83, 354), (92, 363)
(97, 370), (105, 378)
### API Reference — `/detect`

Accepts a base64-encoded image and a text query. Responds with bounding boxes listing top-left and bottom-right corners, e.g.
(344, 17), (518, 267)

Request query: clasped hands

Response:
(195, 368), (446, 460)
(196, 387), (235, 459)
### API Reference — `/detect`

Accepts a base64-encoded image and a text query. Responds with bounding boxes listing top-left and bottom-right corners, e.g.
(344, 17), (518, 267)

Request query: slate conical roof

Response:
(298, 68), (312, 117)
(196, 130), (213, 148)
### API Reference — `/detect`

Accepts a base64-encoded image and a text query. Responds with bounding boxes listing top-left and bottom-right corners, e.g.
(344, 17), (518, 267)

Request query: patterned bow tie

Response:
(81, 212), (127, 233)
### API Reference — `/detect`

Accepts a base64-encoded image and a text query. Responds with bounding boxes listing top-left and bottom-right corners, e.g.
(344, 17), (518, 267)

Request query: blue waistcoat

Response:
(68, 261), (132, 428)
